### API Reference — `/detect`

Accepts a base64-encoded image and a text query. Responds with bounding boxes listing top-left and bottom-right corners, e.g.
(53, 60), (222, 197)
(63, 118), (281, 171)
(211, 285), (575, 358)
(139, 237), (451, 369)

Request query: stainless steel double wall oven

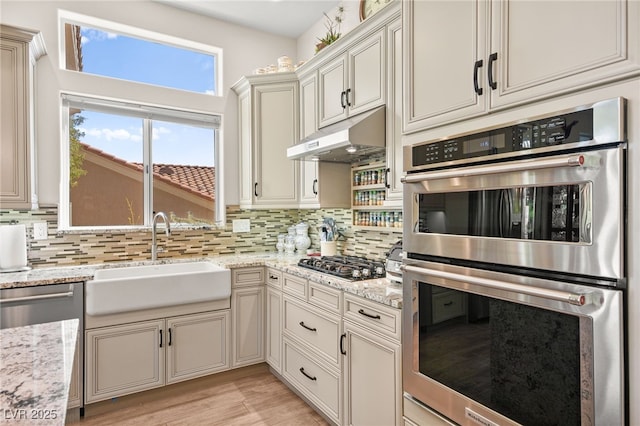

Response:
(402, 98), (627, 426)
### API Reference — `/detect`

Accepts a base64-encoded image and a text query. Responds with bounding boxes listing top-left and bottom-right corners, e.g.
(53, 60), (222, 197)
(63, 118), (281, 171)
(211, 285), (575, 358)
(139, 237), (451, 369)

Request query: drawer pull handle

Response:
(443, 301), (453, 307)
(358, 308), (381, 320)
(299, 367), (317, 381)
(168, 328), (172, 346)
(269, 275), (278, 280)
(159, 329), (163, 348)
(299, 321), (317, 332)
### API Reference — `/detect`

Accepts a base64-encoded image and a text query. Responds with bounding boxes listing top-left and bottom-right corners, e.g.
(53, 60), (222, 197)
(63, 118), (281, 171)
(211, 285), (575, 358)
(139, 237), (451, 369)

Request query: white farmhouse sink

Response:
(86, 261), (231, 316)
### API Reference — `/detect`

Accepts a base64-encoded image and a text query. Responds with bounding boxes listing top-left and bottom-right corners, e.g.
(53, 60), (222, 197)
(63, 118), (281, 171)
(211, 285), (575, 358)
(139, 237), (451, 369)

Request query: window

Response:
(61, 95), (223, 230)
(61, 11), (221, 95)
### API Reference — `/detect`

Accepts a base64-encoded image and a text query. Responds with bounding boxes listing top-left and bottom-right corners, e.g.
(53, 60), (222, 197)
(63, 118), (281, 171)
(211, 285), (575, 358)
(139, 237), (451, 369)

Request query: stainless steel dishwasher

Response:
(1, 282), (84, 410)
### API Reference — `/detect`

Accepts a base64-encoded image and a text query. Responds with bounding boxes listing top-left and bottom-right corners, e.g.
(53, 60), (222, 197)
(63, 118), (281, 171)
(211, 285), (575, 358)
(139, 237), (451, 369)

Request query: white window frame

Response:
(58, 10), (223, 96)
(59, 93), (225, 231)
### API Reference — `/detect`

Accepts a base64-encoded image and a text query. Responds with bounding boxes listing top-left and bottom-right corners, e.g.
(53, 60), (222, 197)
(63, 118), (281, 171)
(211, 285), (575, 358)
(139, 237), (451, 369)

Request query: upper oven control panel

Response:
(410, 109), (594, 169)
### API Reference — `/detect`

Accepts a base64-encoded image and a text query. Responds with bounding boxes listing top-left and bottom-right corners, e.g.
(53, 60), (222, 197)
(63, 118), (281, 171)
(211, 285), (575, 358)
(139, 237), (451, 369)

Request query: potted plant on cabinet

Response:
(316, 5), (345, 53)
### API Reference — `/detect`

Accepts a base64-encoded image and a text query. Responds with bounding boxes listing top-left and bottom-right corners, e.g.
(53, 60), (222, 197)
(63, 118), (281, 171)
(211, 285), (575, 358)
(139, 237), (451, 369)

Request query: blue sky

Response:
(76, 27), (215, 166)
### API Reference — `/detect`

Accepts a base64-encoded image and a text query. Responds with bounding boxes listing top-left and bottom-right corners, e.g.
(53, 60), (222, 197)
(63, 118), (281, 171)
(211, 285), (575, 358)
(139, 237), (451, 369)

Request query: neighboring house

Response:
(70, 143), (214, 226)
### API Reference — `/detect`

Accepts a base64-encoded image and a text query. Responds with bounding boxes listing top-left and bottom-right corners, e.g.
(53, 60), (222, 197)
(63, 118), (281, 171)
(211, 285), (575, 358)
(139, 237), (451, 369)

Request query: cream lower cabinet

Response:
(281, 281), (343, 425)
(67, 337), (82, 408)
(231, 267), (265, 368)
(342, 293), (402, 426)
(85, 311), (230, 404)
(266, 268), (283, 373)
(343, 321), (401, 426)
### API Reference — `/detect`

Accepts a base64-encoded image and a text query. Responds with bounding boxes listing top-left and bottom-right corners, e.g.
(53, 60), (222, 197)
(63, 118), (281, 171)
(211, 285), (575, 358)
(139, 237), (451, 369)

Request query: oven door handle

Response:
(401, 154), (589, 183)
(401, 264), (589, 306)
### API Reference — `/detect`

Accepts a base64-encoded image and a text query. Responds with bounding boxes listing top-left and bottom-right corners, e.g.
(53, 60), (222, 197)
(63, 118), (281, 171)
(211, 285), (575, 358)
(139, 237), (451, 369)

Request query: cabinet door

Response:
(318, 55), (348, 127)
(1, 35), (30, 208)
(300, 72), (318, 139)
(238, 90), (253, 206)
(348, 28), (386, 116)
(266, 286), (282, 373)
(403, 0), (488, 133)
(232, 286), (265, 367)
(253, 82), (299, 207)
(67, 336), (82, 408)
(490, 0), (640, 108)
(166, 311), (230, 384)
(85, 320), (164, 403)
(299, 160), (320, 206)
(385, 17), (403, 203)
(343, 321), (401, 426)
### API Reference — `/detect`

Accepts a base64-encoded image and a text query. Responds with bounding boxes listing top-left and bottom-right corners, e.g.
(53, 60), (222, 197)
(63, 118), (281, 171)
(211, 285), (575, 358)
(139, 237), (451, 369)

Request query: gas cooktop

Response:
(297, 256), (386, 281)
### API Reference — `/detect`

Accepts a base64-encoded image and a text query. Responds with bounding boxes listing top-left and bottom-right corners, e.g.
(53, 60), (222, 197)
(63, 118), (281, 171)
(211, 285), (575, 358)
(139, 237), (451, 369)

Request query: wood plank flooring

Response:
(70, 363), (329, 426)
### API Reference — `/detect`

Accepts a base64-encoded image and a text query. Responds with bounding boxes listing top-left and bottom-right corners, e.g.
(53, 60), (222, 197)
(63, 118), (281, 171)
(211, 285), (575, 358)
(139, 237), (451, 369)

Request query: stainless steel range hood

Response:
(287, 106), (385, 163)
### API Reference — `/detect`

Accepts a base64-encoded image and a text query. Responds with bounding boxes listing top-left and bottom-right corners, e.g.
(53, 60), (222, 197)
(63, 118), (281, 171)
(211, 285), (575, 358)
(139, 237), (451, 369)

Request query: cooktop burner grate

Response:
(297, 255), (386, 281)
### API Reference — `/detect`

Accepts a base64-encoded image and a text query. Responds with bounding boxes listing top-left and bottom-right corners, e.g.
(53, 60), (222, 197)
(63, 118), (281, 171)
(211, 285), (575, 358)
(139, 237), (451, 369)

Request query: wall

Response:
(0, 207), (401, 266)
(296, 0), (361, 62)
(0, 0), (298, 207)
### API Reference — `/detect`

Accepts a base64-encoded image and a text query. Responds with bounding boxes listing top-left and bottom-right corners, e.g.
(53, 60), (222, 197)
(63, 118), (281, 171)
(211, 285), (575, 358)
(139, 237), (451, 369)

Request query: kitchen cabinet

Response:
(351, 162), (402, 229)
(297, 69), (351, 208)
(266, 268), (283, 373)
(403, 0), (640, 133)
(385, 17), (403, 203)
(233, 73), (299, 209)
(231, 267), (265, 368)
(280, 272), (344, 424)
(342, 294), (402, 426)
(0, 25), (46, 209)
(318, 27), (385, 128)
(67, 338), (82, 408)
(85, 310), (230, 403)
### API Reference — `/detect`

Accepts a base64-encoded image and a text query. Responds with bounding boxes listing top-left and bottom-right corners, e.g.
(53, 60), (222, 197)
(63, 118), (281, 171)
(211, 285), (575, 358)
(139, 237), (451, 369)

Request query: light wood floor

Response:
(69, 363), (329, 426)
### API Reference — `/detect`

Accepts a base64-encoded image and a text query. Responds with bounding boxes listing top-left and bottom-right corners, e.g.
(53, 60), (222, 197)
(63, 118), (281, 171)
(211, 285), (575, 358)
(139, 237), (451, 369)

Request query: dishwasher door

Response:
(1, 282), (84, 410)
(1, 282), (84, 328)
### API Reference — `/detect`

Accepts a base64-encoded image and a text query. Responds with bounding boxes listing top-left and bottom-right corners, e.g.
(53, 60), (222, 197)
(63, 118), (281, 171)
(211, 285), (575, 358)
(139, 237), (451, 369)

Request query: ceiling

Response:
(155, 0), (341, 38)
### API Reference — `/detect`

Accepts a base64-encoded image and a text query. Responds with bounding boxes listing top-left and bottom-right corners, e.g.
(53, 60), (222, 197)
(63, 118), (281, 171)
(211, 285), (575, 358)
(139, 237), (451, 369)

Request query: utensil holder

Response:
(320, 241), (337, 257)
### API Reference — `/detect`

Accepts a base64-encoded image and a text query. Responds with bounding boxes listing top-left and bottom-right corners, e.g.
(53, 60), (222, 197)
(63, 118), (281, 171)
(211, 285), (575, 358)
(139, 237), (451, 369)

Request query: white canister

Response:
(320, 241), (337, 257)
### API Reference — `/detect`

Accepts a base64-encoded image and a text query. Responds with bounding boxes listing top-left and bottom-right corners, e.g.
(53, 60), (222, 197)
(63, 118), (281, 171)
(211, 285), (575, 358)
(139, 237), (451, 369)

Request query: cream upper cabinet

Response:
(0, 25), (46, 209)
(233, 73), (299, 209)
(403, 0), (640, 133)
(318, 27), (386, 128)
(384, 17), (403, 204)
(297, 70), (351, 208)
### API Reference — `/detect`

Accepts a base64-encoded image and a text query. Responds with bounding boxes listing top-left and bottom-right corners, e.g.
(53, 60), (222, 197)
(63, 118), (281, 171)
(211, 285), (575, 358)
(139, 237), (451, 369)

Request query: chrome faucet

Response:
(152, 212), (171, 261)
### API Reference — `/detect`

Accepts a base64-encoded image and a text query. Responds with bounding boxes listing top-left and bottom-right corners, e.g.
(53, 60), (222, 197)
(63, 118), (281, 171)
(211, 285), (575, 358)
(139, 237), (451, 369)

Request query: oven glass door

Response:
(403, 146), (625, 283)
(417, 184), (587, 243)
(402, 261), (625, 426)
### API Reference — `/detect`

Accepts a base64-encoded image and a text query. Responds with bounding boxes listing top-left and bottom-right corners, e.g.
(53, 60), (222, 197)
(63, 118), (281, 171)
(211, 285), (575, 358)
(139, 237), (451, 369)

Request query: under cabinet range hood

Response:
(287, 106), (386, 163)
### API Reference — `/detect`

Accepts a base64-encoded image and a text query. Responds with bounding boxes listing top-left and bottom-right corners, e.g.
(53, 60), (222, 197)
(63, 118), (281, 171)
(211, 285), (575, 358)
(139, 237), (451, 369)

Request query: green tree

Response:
(70, 113), (87, 187)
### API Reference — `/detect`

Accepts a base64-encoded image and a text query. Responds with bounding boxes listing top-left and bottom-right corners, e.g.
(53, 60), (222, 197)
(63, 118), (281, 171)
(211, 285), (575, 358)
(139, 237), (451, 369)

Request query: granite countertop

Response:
(0, 319), (79, 425)
(0, 253), (403, 309)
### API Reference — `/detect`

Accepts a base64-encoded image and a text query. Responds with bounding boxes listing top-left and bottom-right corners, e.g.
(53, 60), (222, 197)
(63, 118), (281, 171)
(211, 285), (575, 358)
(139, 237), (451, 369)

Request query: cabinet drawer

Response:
(343, 294), (401, 340)
(308, 281), (342, 313)
(432, 290), (465, 324)
(266, 268), (283, 289)
(283, 295), (340, 367)
(232, 267), (264, 288)
(283, 273), (307, 299)
(282, 337), (341, 424)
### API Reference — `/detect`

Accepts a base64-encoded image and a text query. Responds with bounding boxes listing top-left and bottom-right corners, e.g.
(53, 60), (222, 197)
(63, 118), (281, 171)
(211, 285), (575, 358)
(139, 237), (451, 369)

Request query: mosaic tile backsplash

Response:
(0, 206), (402, 268)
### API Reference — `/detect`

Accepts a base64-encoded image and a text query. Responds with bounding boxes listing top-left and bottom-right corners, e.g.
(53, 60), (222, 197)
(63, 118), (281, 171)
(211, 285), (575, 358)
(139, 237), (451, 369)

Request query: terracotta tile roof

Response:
(80, 143), (214, 200)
